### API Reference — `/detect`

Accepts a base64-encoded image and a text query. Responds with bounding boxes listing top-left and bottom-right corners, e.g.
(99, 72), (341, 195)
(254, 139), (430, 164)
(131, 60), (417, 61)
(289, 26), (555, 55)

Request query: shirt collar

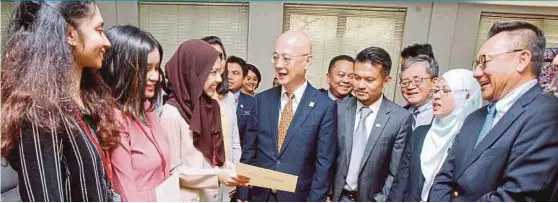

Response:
(327, 89), (344, 101)
(409, 99), (433, 113)
(281, 80), (308, 101)
(356, 95), (383, 115)
(233, 91), (241, 103)
(494, 79), (537, 113)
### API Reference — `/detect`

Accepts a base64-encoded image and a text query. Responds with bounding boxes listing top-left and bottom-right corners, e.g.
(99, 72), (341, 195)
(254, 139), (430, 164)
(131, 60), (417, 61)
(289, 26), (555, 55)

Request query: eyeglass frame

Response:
(399, 76), (434, 88)
(472, 49), (525, 71)
(271, 52), (310, 66)
(430, 88), (469, 97)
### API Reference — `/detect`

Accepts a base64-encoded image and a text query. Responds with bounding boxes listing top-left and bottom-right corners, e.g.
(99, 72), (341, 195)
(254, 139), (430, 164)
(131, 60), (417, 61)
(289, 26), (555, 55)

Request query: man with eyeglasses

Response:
(399, 54), (439, 130)
(430, 21), (558, 202)
(324, 55), (355, 101)
(237, 30), (337, 202)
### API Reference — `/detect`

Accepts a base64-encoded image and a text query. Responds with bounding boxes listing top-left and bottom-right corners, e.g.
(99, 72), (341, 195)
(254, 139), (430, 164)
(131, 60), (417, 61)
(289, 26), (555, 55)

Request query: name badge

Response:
(243, 111), (251, 115)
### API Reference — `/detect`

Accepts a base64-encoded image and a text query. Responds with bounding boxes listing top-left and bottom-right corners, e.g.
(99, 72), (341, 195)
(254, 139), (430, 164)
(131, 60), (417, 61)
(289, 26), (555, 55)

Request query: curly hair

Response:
(1, 1), (120, 156)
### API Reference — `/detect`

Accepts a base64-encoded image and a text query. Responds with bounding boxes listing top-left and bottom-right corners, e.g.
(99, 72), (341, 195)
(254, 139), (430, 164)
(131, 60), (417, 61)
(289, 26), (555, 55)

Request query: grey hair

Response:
(400, 54), (439, 79)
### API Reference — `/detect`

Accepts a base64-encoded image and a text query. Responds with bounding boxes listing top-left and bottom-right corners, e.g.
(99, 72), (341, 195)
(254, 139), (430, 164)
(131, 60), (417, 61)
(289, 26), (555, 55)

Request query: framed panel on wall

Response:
(283, 3), (406, 101)
(139, 1), (249, 69)
(475, 12), (558, 55)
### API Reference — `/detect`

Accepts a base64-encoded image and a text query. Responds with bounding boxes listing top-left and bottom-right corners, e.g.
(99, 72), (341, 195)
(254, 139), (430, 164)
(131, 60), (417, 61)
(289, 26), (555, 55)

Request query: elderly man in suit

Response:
(331, 46), (413, 202)
(430, 21), (558, 202)
(237, 30), (337, 202)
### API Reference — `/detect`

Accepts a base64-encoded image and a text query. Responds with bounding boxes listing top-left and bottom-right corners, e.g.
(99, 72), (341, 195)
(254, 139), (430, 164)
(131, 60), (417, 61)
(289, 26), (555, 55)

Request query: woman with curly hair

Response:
(1, 1), (120, 201)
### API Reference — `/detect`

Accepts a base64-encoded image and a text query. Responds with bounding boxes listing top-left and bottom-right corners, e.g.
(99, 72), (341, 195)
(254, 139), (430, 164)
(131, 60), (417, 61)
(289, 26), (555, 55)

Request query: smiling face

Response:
(327, 60), (354, 99)
(67, 5), (111, 69)
(243, 70), (259, 93)
(400, 61), (434, 108)
(273, 31), (312, 92)
(144, 48), (160, 99)
(472, 32), (531, 102)
(203, 57), (223, 97)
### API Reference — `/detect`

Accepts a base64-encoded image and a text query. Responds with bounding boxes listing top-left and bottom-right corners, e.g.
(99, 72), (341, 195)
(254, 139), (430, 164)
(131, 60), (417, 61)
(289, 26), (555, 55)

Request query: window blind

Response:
(283, 3), (406, 100)
(1, 2), (15, 48)
(139, 2), (249, 69)
(475, 12), (558, 55)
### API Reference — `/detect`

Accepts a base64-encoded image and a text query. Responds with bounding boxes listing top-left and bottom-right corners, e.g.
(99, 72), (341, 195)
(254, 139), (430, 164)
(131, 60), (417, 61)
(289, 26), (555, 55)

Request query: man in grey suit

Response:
(331, 47), (413, 202)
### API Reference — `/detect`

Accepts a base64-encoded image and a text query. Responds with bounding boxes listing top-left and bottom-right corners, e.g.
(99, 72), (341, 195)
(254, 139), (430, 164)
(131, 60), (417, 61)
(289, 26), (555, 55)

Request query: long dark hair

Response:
(1, 1), (120, 156)
(201, 36), (229, 95)
(100, 25), (163, 120)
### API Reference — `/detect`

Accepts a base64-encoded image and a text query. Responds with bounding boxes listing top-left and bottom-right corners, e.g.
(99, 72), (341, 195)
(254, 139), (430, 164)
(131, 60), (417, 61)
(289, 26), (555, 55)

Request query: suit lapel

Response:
(456, 85), (541, 180)
(358, 97), (391, 173)
(268, 87), (282, 158)
(278, 85), (318, 158)
(345, 98), (358, 165)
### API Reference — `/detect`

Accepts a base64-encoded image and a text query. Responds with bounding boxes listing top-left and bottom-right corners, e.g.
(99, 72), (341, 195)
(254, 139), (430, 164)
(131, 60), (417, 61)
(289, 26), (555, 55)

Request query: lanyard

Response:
(72, 109), (115, 184)
(134, 119), (167, 177)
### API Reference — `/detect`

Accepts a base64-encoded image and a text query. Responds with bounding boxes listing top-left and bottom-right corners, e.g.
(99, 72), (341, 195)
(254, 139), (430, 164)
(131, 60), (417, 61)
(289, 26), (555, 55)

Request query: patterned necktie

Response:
(474, 104), (496, 149)
(411, 109), (420, 128)
(278, 92), (294, 152)
(345, 106), (373, 190)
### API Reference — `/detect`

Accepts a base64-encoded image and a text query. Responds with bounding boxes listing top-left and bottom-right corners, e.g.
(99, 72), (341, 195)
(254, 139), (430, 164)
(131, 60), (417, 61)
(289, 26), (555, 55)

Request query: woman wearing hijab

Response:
(201, 36), (242, 201)
(388, 69), (482, 202)
(160, 39), (249, 202)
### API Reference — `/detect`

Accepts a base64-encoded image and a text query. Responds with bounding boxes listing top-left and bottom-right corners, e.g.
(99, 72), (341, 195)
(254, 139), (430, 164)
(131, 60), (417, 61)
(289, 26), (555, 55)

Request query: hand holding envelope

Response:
(218, 168), (250, 187)
(236, 163), (298, 192)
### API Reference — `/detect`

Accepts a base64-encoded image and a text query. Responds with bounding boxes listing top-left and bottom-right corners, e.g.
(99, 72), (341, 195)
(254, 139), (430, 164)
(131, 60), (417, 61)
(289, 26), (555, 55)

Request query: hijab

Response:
(165, 39), (225, 167)
(420, 69), (482, 201)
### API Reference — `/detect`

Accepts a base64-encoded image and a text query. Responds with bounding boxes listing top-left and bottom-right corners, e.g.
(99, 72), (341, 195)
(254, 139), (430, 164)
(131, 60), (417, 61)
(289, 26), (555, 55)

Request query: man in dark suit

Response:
(331, 47), (413, 202)
(238, 30), (337, 202)
(226, 56), (258, 200)
(430, 21), (558, 201)
(324, 55), (355, 101)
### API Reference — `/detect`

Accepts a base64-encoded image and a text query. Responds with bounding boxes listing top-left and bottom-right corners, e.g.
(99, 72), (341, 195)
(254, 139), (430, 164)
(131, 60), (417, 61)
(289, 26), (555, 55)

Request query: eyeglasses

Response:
(472, 49), (524, 71)
(431, 88), (468, 97)
(271, 53), (310, 66)
(399, 77), (433, 88)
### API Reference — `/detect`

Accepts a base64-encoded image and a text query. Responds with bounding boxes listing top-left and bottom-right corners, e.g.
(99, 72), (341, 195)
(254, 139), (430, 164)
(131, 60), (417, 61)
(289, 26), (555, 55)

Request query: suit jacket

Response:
(235, 92), (258, 199)
(430, 84), (558, 201)
(236, 92), (258, 162)
(388, 125), (431, 202)
(332, 97), (413, 202)
(240, 84), (338, 202)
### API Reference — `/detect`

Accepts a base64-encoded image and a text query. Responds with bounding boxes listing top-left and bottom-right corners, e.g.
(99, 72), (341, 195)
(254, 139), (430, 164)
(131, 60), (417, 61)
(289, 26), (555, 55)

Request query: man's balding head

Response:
(273, 30), (313, 92)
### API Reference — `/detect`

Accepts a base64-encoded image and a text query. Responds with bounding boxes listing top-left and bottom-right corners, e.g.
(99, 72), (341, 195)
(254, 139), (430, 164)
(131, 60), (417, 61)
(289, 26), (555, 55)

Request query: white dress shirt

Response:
(408, 99), (434, 129)
(492, 79), (537, 128)
(279, 81), (308, 126)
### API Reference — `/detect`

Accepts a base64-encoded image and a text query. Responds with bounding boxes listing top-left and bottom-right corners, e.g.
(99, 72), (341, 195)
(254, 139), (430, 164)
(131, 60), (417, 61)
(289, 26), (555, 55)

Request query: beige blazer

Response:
(160, 92), (241, 202)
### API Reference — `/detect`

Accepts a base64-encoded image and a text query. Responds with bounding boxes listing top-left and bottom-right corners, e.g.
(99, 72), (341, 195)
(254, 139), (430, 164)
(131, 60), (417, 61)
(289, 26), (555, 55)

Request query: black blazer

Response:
(388, 125), (431, 202)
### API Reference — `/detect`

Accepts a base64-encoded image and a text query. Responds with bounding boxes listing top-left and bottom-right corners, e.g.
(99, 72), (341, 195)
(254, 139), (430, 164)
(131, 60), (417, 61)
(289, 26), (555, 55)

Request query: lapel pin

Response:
(375, 124), (381, 127)
(309, 102), (315, 108)
(240, 104), (244, 108)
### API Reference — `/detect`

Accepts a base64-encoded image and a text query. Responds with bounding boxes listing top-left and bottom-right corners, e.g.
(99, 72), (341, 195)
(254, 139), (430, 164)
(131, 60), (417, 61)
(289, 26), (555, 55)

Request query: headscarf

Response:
(165, 39), (225, 167)
(420, 69), (482, 201)
(540, 47), (558, 96)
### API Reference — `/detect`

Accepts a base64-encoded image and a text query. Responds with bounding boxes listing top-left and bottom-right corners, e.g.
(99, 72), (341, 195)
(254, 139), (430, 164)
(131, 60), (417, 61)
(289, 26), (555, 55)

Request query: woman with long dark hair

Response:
(201, 36), (242, 201)
(160, 39), (249, 202)
(1, 1), (119, 201)
(99, 25), (170, 202)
